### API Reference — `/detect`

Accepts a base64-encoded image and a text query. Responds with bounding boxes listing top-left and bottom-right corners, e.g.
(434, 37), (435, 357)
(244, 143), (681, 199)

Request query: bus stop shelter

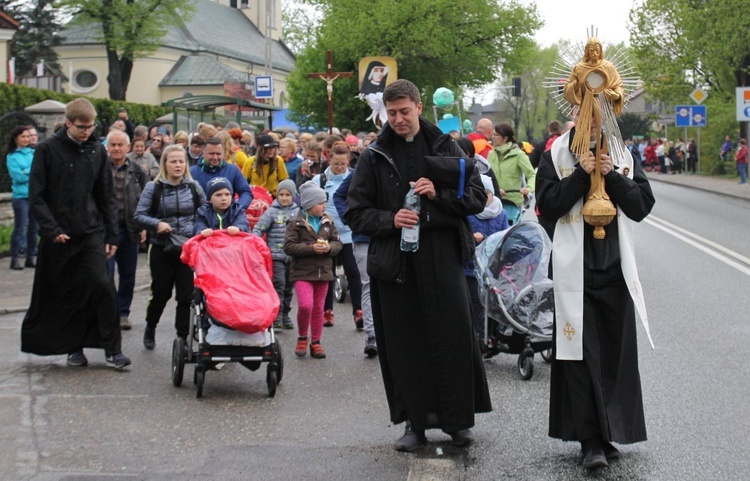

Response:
(162, 94), (282, 134)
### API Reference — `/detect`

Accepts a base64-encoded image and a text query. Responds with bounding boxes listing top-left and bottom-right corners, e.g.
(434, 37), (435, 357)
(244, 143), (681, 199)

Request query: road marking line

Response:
(647, 215), (750, 265)
(645, 216), (750, 276)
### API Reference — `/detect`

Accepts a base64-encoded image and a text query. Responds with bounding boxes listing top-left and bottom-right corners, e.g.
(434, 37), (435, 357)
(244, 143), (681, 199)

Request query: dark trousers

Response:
(145, 244), (193, 338)
(272, 259), (293, 320)
(324, 243), (362, 313)
(687, 154), (697, 173)
(10, 198), (38, 260)
(658, 155), (667, 173)
(108, 224), (140, 317)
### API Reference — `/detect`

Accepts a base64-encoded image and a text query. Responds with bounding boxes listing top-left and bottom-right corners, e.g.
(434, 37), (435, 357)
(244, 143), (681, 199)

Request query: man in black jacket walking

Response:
(345, 80), (492, 452)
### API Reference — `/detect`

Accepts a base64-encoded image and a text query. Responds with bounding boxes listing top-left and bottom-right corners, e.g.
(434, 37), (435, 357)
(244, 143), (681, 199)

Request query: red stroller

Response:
(173, 231), (283, 397)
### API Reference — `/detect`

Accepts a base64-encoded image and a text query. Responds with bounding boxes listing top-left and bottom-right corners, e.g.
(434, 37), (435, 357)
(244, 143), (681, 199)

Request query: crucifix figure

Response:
(307, 51), (353, 134)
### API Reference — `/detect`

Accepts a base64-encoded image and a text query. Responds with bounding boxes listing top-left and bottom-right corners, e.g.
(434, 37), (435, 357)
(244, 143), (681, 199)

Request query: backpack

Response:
(149, 180), (201, 217)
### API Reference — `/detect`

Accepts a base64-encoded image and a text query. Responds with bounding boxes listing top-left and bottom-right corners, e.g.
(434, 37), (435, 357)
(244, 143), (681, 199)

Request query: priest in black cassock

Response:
(21, 98), (131, 370)
(345, 80), (491, 453)
(536, 120), (655, 469)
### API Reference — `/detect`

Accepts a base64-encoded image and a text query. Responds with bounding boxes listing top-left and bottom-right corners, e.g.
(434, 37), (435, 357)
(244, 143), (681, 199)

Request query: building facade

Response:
(54, 0), (294, 107)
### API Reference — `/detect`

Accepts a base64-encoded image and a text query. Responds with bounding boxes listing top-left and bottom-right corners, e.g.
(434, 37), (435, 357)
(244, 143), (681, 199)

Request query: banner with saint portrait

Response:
(358, 57), (398, 94)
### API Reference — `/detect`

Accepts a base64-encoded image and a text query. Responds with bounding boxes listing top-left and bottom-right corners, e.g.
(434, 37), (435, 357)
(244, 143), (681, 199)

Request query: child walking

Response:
(194, 177), (250, 236)
(253, 179), (300, 330)
(284, 182), (342, 358)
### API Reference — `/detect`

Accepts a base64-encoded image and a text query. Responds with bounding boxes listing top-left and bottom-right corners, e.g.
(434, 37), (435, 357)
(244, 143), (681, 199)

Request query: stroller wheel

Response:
(275, 339), (284, 384)
(267, 368), (278, 397)
(541, 348), (553, 363)
(195, 366), (205, 398)
(171, 337), (186, 387)
(518, 349), (534, 380)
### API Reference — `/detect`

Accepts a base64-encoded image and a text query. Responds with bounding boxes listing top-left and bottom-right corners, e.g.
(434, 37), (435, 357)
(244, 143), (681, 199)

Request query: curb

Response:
(646, 175), (750, 202)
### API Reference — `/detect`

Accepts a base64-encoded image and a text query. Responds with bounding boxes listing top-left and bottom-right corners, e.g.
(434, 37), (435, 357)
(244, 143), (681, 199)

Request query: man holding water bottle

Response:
(345, 79), (491, 452)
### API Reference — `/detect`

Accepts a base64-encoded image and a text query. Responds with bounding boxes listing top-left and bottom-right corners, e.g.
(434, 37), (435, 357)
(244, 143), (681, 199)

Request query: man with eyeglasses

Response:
(22, 97), (132, 371)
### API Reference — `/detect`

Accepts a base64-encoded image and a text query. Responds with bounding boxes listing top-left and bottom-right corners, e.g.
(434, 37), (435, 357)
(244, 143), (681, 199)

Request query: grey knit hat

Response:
(277, 179), (297, 197)
(299, 182), (327, 211)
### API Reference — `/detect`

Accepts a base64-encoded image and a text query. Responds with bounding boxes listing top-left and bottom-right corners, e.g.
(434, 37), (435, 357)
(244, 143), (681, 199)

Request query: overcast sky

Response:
(531, 0), (637, 47)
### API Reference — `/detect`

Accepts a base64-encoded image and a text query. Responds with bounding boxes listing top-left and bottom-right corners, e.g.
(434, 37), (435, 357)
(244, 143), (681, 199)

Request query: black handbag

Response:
(163, 233), (189, 255)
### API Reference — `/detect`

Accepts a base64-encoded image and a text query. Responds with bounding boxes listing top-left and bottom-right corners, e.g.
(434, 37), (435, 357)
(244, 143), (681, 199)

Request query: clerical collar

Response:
(405, 137), (415, 142)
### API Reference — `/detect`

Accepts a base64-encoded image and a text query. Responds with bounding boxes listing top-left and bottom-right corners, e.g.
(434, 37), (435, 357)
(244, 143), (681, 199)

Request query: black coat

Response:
(22, 128), (121, 356)
(536, 134), (655, 444)
(345, 118), (492, 433)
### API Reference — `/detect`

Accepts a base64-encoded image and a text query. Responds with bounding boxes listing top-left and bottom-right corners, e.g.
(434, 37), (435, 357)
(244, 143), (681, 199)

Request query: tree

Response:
(630, 0), (750, 172)
(286, 0), (541, 131)
(55, 0), (195, 100)
(617, 113), (652, 141)
(10, 1), (64, 78)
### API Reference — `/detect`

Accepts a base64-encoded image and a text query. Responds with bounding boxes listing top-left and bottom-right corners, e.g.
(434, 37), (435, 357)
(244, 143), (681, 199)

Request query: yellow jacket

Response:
(242, 156), (289, 197)
(228, 149), (249, 170)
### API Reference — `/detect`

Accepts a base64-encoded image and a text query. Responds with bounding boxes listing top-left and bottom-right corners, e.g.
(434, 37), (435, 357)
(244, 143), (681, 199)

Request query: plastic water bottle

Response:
(400, 182), (420, 252)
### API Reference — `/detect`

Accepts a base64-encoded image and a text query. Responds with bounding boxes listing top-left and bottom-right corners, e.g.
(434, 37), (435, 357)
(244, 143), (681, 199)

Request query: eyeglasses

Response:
(73, 123), (98, 132)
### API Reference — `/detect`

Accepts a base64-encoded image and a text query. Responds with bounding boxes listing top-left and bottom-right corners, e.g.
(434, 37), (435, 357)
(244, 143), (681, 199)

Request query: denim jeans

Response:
(11, 198), (38, 260)
(107, 225), (140, 317)
(739, 163), (748, 184)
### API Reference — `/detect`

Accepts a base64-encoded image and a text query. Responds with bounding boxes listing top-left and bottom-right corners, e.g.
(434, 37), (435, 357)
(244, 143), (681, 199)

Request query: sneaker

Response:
(282, 317), (294, 330)
(273, 319), (283, 330)
(105, 352), (132, 370)
(24, 256), (36, 268)
(310, 341), (326, 358)
(604, 442), (620, 460)
(295, 337), (308, 357)
(364, 336), (378, 357)
(353, 310), (364, 330)
(143, 326), (156, 350)
(394, 422), (426, 452)
(67, 349), (88, 367)
(323, 310), (334, 327)
(120, 316), (132, 331)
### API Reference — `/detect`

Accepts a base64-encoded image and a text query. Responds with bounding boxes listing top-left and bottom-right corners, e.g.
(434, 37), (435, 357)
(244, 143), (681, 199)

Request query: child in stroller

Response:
(474, 221), (554, 380)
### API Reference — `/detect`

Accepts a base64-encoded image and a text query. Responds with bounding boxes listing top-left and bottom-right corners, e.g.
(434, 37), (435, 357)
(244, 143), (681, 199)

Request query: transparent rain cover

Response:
(474, 222), (554, 338)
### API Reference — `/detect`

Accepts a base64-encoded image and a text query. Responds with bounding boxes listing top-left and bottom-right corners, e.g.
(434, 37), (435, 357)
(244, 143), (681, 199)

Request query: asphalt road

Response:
(2, 179), (750, 480)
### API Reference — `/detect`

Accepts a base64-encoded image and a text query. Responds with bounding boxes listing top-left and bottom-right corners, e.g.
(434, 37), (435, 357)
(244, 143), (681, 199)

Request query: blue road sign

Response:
(675, 105), (707, 127)
(254, 76), (273, 99)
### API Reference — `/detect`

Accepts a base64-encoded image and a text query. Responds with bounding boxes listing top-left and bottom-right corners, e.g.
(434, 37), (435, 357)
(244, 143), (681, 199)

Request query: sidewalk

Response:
(0, 173), (747, 316)
(645, 170), (750, 202)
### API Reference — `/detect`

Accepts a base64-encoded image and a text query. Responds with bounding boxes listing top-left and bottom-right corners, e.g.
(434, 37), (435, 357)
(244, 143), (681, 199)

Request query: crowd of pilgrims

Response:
(8, 116), (533, 359)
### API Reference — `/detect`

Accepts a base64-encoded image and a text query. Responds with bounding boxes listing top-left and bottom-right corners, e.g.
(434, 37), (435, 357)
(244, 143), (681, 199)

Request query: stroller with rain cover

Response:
(474, 221), (554, 380)
(173, 231), (283, 398)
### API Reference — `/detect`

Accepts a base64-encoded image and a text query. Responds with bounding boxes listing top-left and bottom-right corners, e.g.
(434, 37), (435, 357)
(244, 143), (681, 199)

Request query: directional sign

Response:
(675, 105), (707, 128)
(254, 76), (273, 99)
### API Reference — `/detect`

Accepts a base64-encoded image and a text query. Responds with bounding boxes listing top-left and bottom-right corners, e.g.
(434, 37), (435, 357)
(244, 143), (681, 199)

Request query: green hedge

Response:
(0, 83), (170, 128)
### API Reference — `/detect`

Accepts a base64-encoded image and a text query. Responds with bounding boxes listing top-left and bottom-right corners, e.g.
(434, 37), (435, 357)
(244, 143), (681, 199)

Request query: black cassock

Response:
(346, 121), (492, 434)
(536, 135), (655, 444)
(21, 128), (121, 356)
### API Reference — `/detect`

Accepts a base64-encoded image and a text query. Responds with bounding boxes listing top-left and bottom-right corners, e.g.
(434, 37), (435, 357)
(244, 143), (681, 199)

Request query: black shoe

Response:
(273, 319), (283, 330)
(282, 317), (294, 330)
(394, 422), (426, 452)
(143, 326), (156, 350)
(106, 352), (132, 370)
(25, 256), (36, 268)
(120, 316), (132, 331)
(10, 258), (23, 270)
(364, 336), (378, 357)
(604, 442), (620, 460)
(581, 439), (608, 470)
(67, 349), (88, 367)
(448, 428), (474, 447)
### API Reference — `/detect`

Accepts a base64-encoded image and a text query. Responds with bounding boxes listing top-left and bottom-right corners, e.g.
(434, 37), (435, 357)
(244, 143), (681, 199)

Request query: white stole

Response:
(550, 132), (654, 360)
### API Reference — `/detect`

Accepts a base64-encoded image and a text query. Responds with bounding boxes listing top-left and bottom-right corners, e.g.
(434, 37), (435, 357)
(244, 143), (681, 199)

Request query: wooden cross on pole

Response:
(307, 50), (353, 134)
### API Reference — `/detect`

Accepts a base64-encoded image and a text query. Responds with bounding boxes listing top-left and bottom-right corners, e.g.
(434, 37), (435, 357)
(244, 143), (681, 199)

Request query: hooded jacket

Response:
(253, 199), (299, 261)
(283, 211), (342, 282)
(194, 202), (250, 234)
(189, 159), (253, 210)
(134, 179), (206, 246)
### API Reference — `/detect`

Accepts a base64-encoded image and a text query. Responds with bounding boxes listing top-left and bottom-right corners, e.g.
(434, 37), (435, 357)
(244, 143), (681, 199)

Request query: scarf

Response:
(550, 132), (653, 360)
